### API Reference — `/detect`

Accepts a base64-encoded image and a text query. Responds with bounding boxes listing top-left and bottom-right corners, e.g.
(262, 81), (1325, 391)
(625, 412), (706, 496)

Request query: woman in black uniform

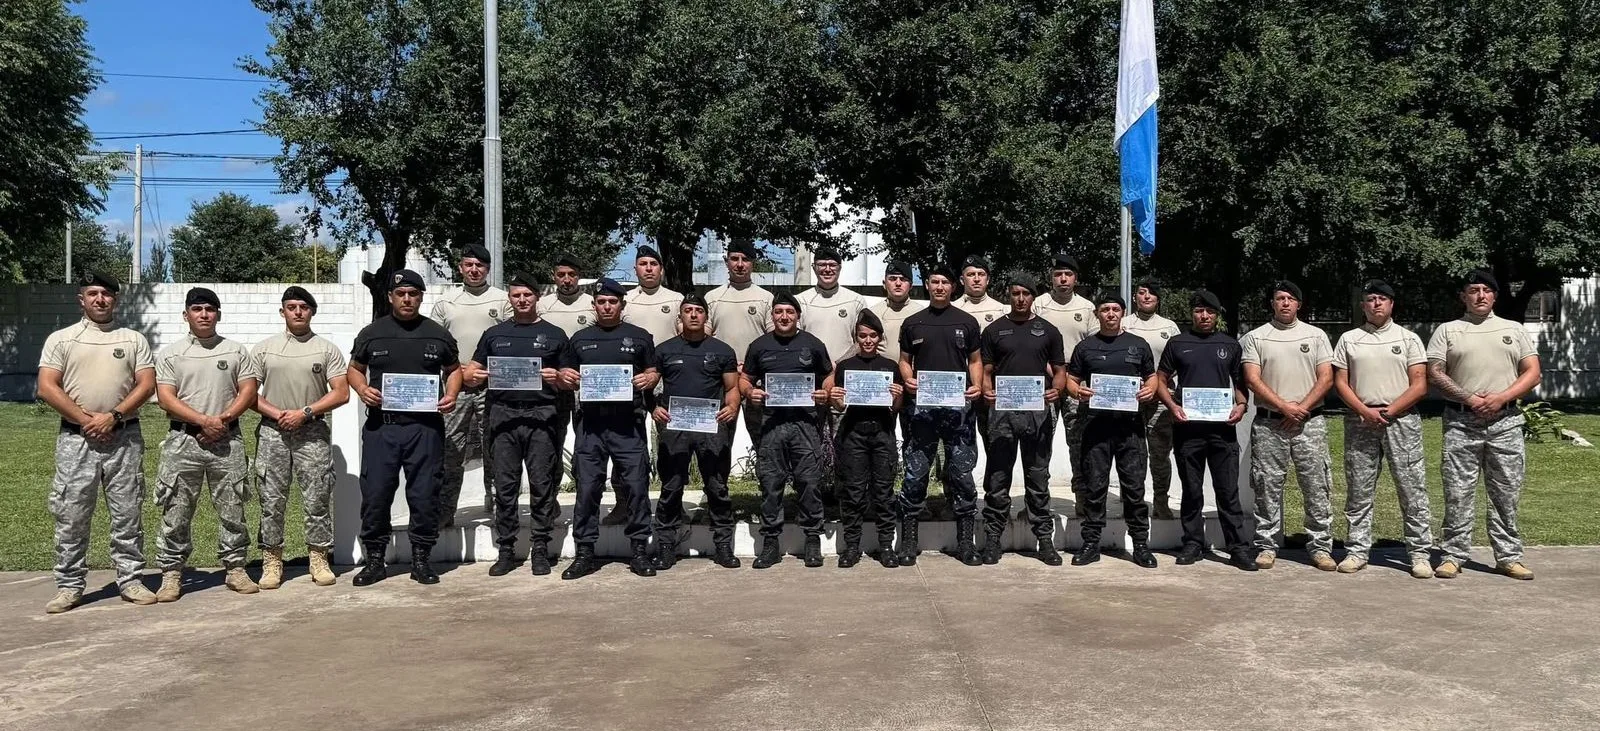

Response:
(825, 310), (905, 568)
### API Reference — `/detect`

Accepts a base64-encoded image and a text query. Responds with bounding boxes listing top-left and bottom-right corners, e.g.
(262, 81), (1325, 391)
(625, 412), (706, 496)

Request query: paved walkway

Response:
(3, 547), (1597, 730)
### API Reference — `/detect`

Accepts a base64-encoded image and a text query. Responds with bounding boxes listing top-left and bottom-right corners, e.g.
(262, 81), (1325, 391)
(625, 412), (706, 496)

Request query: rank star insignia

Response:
(216, 361), (230, 370)
(1502, 335), (1513, 344)
(1391, 345), (1402, 354)
(1300, 343), (1310, 353)
(112, 348), (125, 359)
(623, 337), (634, 349)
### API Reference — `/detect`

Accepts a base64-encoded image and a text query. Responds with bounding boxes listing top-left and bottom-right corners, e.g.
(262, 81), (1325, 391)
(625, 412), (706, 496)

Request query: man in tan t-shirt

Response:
(622, 245), (684, 347)
(1032, 252), (1097, 514)
(538, 254), (594, 489)
(869, 261), (927, 364)
(1240, 280), (1336, 571)
(251, 286), (351, 589)
(953, 255), (1007, 445)
(1123, 278), (1183, 520)
(35, 271), (158, 613)
(154, 288), (262, 600)
(796, 247), (866, 363)
(1332, 280), (1431, 578)
(431, 244), (508, 524)
(705, 238), (774, 445)
(1426, 269), (1541, 580)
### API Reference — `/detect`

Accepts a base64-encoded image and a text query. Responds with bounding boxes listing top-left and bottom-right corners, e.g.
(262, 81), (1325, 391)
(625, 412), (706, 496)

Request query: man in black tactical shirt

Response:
(558, 278), (660, 579)
(897, 266), (985, 567)
(348, 269), (463, 586)
(1066, 293), (1158, 569)
(979, 274), (1067, 566)
(651, 293), (742, 570)
(1156, 290), (1255, 571)
(463, 271), (570, 577)
(741, 291), (833, 569)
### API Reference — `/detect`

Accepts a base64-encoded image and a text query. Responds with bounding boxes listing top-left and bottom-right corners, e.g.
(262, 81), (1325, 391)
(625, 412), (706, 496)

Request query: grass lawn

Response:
(2, 402), (1596, 571)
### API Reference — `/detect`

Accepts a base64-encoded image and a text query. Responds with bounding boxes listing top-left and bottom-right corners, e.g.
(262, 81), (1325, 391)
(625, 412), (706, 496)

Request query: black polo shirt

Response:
(980, 314), (1065, 376)
(1158, 329), (1244, 402)
(1068, 331), (1154, 424)
(568, 321), (656, 418)
(472, 319), (569, 407)
(656, 334), (737, 402)
(832, 353), (902, 430)
(744, 330), (832, 425)
(351, 314), (459, 419)
(900, 304), (981, 373)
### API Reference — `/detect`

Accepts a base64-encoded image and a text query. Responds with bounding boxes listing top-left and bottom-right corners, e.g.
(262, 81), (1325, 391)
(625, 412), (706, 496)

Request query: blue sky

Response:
(76, 1), (792, 281)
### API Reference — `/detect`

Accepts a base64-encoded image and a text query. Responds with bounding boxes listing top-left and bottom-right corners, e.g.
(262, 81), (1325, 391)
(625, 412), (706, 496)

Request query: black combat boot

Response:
(1132, 542), (1158, 569)
(803, 535), (824, 568)
(1072, 543), (1101, 566)
(654, 538), (678, 571)
(982, 532), (1004, 565)
(487, 549), (517, 576)
(1176, 543), (1204, 565)
(528, 541), (551, 576)
(752, 537), (783, 569)
(409, 547), (439, 584)
(897, 518), (920, 566)
(713, 542), (741, 569)
(956, 518), (982, 566)
(629, 540), (657, 577)
(1036, 537), (1062, 566)
(561, 544), (597, 580)
(838, 539), (862, 568)
(352, 546), (387, 586)
(877, 528), (898, 568)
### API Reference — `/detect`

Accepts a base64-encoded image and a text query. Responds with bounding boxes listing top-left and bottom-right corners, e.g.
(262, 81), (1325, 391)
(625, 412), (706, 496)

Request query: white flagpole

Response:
(1120, 206), (1132, 304)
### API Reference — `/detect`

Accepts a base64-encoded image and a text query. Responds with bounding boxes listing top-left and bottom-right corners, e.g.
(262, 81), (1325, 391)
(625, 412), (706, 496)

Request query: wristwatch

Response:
(112, 409), (125, 425)
(302, 406), (315, 419)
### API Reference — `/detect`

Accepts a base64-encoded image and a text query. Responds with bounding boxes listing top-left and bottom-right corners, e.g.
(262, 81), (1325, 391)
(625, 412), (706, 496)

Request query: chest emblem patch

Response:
(1391, 345), (1402, 355)
(985, 314), (994, 322)
(1030, 327), (1044, 337)
(623, 337), (635, 349)
(747, 305), (757, 315)
(488, 309), (499, 319)
(661, 305), (671, 313)
(1216, 348), (1229, 360)
(798, 350), (814, 366)
(1074, 313), (1083, 322)
(112, 348), (125, 359)
(1502, 335), (1513, 345)
(312, 363), (323, 374)
(578, 315), (588, 325)
(838, 308), (847, 318)
(216, 361), (229, 370)
(1299, 343), (1310, 353)
(1160, 332), (1169, 339)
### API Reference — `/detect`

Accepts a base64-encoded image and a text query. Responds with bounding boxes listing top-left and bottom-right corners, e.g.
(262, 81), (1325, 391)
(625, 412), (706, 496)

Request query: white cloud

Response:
(272, 199), (307, 226)
(89, 89), (119, 107)
(221, 158), (268, 173)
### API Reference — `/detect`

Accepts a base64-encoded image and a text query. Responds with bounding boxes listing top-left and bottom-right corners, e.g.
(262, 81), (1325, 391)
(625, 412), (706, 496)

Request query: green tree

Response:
(168, 193), (302, 283)
(142, 240), (170, 283)
(0, 0), (115, 281)
(15, 220), (130, 283)
(283, 241), (345, 284)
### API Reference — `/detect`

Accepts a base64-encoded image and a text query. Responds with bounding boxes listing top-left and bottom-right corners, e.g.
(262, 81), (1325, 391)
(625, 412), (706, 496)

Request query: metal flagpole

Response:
(65, 221), (73, 283)
(1120, 206), (1132, 304)
(483, 0), (504, 288)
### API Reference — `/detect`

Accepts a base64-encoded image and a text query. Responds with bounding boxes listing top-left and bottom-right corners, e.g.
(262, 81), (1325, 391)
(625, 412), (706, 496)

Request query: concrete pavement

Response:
(3, 547), (1597, 730)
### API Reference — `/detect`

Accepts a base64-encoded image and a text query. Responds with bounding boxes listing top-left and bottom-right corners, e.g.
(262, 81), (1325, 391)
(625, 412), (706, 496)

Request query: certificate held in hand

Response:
(994, 375), (1045, 412)
(843, 370), (893, 407)
(916, 370), (967, 408)
(487, 356), (542, 391)
(764, 373), (816, 407)
(667, 396), (720, 433)
(382, 373), (440, 413)
(1088, 374), (1141, 413)
(1182, 387), (1235, 422)
(579, 364), (634, 403)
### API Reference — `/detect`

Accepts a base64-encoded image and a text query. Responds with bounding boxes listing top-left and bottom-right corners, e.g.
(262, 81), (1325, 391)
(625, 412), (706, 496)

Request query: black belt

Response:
(1256, 407), (1324, 420)
(170, 420), (240, 436)
(373, 412), (442, 426)
(61, 418), (139, 434)
(1446, 402), (1512, 414)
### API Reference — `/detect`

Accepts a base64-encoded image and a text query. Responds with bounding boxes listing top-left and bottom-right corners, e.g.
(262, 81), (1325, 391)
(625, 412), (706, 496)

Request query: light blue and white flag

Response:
(1115, 0), (1159, 255)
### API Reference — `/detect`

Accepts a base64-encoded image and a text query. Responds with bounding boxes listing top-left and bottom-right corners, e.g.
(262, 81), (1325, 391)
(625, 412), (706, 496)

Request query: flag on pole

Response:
(1115, 0), (1159, 255)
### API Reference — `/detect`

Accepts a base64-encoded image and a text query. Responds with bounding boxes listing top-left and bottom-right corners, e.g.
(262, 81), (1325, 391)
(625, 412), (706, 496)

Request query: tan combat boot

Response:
(1434, 561), (1460, 579)
(1255, 551), (1276, 569)
(1311, 551), (1338, 572)
(225, 567), (260, 594)
(260, 548), (284, 590)
(1336, 555), (1367, 573)
(308, 547), (337, 586)
(121, 582), (157, 605)
(44, 589), (82, 614)
(156, 570), (183, 602)
(1410, 559), (1433, 579)
(1496, 562), (1534, 581)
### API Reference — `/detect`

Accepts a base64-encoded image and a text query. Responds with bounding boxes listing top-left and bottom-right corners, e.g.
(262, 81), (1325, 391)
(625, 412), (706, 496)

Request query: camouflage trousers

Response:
(900, 405), (979, 520)
(156, 430), (251, 570)
(50, 426), (146, 592)
(439, 388), (490, 516)
(1441, 408), (1526, 565)
(1343, 413), (1431, 559)
(1055, 396), (1086, 494)
(1142, 401), (1175, 500)
(1250, 414), (1335, 555)
(255, 420), (336, 551)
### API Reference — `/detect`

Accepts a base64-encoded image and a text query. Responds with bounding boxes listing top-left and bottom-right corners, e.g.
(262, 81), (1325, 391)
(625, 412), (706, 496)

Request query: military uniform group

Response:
(37, 242), (1543, 614)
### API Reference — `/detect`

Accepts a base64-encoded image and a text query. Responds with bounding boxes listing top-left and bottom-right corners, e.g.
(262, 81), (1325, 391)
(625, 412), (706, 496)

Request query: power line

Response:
(103, 72), (277, 84)
(97, 129), (265, 140)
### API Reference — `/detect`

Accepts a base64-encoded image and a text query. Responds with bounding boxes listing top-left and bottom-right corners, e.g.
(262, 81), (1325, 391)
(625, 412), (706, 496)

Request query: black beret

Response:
(927, 265), (957, 282)
(681, 292), (708, 310)
(1272, 280), (1303, 301)
(855, 309), (885, 336)
(508, 270), (542, 290)
(281, 286), (317, 310)
(78, 270), (120, 293)
(1463, 268), (1498, 292)
(772, 291), (801, 311)
(1189, 289), (1224, 312)
(813, 246), (842, 263)
(389, 269), (426, 292)
(962, 255), (991, 274)
(883, 261), (914, 279)
(727, 239), (759, 259)
(593, 277), (627, 298)
(1006, 273), (1040, 294)
(1136, 278), (1161, 297)
(635, 245), (661, 263)
(462, 244), (491, 264)
(1363, 279), (1396, 299)
(1052, 252), (1081, 272)
(185, 287), (221, 310)
(554, 256), (583, 272)
(1094, 292), (1126, 310)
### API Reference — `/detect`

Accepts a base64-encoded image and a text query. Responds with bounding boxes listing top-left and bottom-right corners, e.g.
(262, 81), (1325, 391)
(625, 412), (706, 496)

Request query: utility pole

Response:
(130, 144), (143, 283)
(65, 221), (73, 283)
(483, 0), (504, 288)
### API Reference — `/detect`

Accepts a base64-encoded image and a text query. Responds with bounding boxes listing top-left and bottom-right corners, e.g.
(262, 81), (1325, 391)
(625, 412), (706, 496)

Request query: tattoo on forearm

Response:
(1428, 362), (1474, 403)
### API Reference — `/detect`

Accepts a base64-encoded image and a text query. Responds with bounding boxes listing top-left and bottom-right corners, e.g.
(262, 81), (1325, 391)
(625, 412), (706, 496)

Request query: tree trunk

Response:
(1493, 265), (1559, 323)
(359, 231), (411, 320)
(656, 230), (700, 293)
